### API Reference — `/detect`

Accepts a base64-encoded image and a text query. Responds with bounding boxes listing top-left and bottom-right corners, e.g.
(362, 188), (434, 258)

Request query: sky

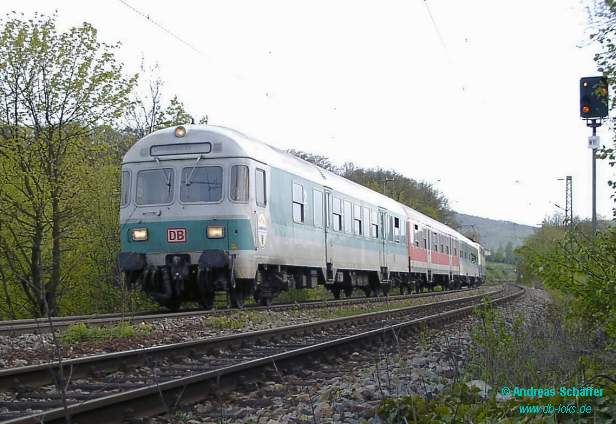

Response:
(3, 0), (615, 226)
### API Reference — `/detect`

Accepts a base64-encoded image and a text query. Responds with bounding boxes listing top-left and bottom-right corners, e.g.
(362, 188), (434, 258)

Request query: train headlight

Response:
(175, 126), (187, 138)
(131, 228), (149, 241)
(207, 226), (225, 239)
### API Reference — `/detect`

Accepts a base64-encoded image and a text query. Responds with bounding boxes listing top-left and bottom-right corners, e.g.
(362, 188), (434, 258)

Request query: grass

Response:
(60, 321), (153, 344)
(202, 311), (268, 330)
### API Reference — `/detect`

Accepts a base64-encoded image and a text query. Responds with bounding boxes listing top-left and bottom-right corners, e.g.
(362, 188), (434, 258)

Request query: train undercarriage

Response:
(119, 252), (482, 311)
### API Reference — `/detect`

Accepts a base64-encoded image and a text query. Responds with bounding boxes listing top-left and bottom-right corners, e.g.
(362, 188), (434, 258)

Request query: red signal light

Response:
(582, 105), (590, 114)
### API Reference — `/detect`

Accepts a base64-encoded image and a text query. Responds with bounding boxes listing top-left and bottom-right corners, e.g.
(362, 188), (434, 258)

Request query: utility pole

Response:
(588, 120), (600, 234)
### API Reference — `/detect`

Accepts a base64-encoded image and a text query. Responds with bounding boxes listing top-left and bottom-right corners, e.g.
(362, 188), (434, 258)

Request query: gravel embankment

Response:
(146, 286), (550, 424)
(0, 287), (497, 369)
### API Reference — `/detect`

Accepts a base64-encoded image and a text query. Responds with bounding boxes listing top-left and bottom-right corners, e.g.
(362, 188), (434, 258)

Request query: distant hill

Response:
(454, 212), (537, 251)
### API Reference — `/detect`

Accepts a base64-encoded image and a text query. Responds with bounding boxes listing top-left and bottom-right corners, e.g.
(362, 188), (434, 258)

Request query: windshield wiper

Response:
(154, 157), (172, 192)
(185, 155), (203, 186)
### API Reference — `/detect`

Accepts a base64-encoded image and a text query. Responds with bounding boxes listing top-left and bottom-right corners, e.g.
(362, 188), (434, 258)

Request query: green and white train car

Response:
(118, 125), (483, 309)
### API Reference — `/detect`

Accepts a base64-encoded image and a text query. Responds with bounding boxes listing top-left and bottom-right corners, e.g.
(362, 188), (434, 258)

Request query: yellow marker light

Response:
(582, 105), (591, 113)
(175, 126), (187, 138)
(207, 226), (225, 239)
(131, 228), (149, 241)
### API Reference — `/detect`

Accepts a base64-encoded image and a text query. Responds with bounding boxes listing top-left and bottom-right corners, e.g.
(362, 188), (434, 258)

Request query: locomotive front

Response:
(118, 125), (260, 310)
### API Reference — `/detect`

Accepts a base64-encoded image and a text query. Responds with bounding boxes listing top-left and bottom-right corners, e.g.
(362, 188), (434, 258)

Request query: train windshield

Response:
(136, 168), (174, 205)
(180, 166), (223, 202)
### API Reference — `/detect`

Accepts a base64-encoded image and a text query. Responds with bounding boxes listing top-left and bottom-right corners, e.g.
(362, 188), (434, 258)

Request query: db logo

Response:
(167, 228), (187, 243)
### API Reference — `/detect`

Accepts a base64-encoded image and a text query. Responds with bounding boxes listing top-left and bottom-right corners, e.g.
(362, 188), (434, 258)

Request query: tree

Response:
(123, 60), (204, 141)
(0, 13), (135, 316)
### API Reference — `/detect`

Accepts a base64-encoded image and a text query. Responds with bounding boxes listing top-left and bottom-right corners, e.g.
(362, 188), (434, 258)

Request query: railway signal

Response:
(580, 76), (608, 119)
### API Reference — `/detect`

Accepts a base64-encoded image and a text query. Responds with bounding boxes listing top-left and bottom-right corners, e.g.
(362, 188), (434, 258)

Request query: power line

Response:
(116, 0), (205, 56)
(421, 0), (450, 58)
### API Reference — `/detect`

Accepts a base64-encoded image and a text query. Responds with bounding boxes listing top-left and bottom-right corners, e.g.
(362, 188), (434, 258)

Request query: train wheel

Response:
(382, 285), (390, 297)
(230, 287), (245, 309)
(363, 287), (371, 298)
(165, 299), (181, 312)
(344, 287), (353, 298)
(260, 296), (272, 307)
(332, 287), (341, 300)
(199, 292), (215, 310)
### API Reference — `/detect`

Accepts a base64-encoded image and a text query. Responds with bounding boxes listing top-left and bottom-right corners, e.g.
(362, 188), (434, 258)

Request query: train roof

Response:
(123, 125), (407, 215)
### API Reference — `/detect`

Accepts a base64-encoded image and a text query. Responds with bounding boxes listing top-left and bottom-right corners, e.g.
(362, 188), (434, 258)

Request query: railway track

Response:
(0, 286), (481, 336)
(0, 284), (523, 423)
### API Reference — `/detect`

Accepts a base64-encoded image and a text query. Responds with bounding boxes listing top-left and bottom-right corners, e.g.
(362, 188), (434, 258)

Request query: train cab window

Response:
(370, 210), (379, 238)
(292, 183), (305, 223)
(343, 200), (352, 234)
(256, 168), (266, 207)
(394, 217), (400, 243)
(363, 207), (370, 237)
(332, 197), (342, 231)
(121, 171), (130, 207)
(230, 165), (249, 202)
(136, 168), (175, 205)
(180, 166), (222, 203)
(313, 190), (323, 228)
(353, 204), (362, 235)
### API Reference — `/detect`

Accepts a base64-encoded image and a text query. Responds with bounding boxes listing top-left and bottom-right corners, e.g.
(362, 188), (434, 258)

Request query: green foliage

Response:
(517, 224), (616, 340)
(485, 261), (516, 283)
(378, 380), (616, 423)
(378, 300), (616, 423)
(0, 12), (136, 317)
(60, 321), (152, 344)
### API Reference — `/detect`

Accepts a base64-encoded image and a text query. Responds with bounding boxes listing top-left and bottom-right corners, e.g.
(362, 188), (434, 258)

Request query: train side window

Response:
(292, 183), (305, 223)
(256, 168), (266, 207)
(393, 217), (400, 243)
(387, 216), (394, 241)
(121, 170), (130, 207)
(454, 247), (457, 256)
(446, 245), (449, 254)
(230, 165), (249, 202)
(313, 190), (323, 228)
(353, 204), (362, 235)
(433, 232), (438, 251)
(332, 197), (342, 231)
(363, 207), (370, 237)
(370, 210), (379, 238)
(343, 200), (352, 234)
(440, 244), (444, 253)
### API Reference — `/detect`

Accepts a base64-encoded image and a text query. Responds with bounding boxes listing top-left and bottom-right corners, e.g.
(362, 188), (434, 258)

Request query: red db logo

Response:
(167, 228), (187, 243)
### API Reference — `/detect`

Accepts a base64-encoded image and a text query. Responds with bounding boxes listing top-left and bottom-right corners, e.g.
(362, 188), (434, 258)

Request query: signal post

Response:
(580, 76), (608, 234)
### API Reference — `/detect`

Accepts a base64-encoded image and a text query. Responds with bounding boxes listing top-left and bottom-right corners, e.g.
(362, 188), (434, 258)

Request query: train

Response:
(118, 125), (485, 310)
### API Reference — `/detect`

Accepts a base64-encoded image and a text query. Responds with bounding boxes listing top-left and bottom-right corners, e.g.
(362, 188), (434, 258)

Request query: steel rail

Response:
(0, 286), (482, 336)
(1, 285), (523, 424)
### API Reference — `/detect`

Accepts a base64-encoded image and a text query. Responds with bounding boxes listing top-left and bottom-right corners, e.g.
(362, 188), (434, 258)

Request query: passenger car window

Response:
(313, 190), (323, 227)
(343, 201), (352, 234)
(332, 197), (342, 231)
(353, 204), (362, 235)
(180, 166), (222, 202)
(121, 170), (130, 207)
(136, 168), (174, 205)
(256, 168), (266, 207)
(292, 183), (305, 223)
(230, 165), (249, 202)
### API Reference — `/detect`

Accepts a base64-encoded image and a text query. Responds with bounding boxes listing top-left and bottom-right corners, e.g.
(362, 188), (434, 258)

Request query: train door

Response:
(324, 188), (332, 265)
(378, 209), (387, 270)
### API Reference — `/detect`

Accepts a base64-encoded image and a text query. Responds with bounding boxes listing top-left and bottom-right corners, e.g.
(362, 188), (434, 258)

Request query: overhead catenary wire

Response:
(116, 0), (206, 57)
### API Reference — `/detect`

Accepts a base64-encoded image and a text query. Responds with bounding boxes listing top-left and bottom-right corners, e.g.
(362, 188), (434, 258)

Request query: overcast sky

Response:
(3, 0), (615, 226)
